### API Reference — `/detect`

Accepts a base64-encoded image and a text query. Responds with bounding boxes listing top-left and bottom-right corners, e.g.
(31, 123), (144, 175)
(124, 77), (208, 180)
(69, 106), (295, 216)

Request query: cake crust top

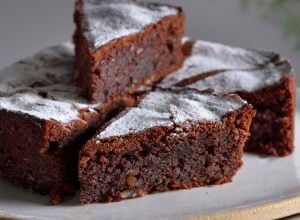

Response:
(96, 89), (247, 140)
(159, 40), (293, 93)
(0, 43), (98, 123)
(77, 0), (181, 49)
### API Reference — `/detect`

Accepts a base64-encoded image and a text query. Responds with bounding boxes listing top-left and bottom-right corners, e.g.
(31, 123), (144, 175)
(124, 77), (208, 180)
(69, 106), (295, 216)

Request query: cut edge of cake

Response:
(160, 38), (296, 156)
(78, 88), (256, 203)
(74, 0), (185, 103)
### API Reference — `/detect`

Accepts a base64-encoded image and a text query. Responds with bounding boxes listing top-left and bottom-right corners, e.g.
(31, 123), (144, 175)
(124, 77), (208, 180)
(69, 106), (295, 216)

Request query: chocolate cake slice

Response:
(0, 43), (132, 204)
(79, 89), (255, 204)
(159, 40), (296, 156)
(74, 0), (185, 103)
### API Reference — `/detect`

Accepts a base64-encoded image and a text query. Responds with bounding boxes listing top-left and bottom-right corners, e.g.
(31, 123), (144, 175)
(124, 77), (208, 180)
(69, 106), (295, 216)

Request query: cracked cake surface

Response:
(0, 42), (98, 123)
(160, 40), (293, 93)
(96, 89), (247, 139)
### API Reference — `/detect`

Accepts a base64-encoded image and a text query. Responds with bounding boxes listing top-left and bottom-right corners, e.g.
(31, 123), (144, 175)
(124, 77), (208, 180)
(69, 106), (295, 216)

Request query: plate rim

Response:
(1, 196), (300, 220)
(188, 196), (300, 220)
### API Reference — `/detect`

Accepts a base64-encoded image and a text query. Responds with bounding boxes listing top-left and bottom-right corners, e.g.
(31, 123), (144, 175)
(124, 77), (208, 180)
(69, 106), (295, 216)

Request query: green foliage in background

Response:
(241, 0), (300, 50)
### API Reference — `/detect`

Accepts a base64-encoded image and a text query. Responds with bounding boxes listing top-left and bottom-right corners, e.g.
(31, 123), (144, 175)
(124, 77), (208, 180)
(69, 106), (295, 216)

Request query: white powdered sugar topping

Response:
(97, 89), (246, 139)
(0, 43), (98, 123)
(160, 40), (292, 92)
(79, 0), (179, 49)
(0, 93), (80, 123)
(186, 64), (288, 94)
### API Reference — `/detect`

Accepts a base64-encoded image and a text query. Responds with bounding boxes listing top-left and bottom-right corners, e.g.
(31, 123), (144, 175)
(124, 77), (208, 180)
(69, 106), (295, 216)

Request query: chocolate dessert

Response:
(79, 89), (255, 203)
(74, 0), (185, 103)
(0, 43), (132, 204)
(159, 40), (296, 156)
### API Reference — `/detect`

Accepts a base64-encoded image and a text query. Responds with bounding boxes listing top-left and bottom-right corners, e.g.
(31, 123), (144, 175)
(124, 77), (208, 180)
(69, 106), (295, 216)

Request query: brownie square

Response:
(74, 0), (185, 103)
(0, 43), (131, 204)
(79, 89), (255, 203)
(159, 39), (296, 156)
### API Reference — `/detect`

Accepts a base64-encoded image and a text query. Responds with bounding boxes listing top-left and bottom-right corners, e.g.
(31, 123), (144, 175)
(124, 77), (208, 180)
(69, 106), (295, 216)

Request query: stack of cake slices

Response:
(0, 0), (296, 204)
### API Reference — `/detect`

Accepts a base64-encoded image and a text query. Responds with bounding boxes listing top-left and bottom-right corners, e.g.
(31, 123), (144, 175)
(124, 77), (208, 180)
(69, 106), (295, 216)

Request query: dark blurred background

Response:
(0, 0), (299, 84)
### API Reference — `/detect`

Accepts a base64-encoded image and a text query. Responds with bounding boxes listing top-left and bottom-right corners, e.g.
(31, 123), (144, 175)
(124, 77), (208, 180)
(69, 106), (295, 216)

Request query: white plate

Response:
(0, 90), (299, 220)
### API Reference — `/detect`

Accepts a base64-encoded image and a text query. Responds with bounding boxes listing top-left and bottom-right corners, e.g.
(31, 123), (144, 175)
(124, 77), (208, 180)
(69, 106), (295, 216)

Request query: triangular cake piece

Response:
(79, 88), (255, 203)
(159, 40), (296, 156)
(0, 43), (133, 204)
(74, 0), (185, 103)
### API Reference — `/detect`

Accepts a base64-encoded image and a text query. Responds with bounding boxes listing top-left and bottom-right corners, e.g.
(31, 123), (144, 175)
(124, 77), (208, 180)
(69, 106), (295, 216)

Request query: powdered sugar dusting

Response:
(97, 89), (246, 139)
(188, 63), (289, 94)
(169, 104), (192, 124)
(160, 40), (292, 92)
(0, 93), (80, 122)
(79, 0), (179, 49)
(0, 43), (98, 123)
